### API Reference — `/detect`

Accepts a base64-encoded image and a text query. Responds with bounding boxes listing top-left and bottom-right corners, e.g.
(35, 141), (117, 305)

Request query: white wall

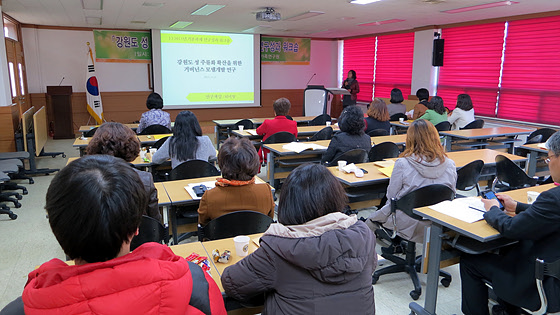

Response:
(22, 28), (151, 93)
(411, 28), (439, 96)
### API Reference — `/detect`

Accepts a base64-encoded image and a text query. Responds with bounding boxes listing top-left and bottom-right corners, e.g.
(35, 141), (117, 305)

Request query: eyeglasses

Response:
(545, 155), (557, 164)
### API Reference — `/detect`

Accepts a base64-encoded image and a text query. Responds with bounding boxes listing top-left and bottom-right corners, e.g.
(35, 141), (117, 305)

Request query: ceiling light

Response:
(81, 0), (103, 10)
(443, 1), (518, 14)
(85, 17), (102, 25)
(142, 2), (164, 7)
(170, 21), (193, 28)
(191, 4), (226, 16)
(350, 0), (382, 4)
(359, 19), (405, 26)
(284, 11), (325, 21)
(130, 21), (147, 24)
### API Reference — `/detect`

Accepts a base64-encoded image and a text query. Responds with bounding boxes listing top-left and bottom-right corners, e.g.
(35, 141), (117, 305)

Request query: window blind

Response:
(342, 37), (376, 102)
(374, 32), (414, 100)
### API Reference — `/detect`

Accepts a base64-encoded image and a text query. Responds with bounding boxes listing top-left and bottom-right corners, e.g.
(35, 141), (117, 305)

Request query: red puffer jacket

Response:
(22, 243), (226, 315)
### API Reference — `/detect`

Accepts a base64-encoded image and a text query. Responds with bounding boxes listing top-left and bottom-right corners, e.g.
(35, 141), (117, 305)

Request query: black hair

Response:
(390, 88), (404, 103)
(46, 155), (147, 263)
(428, 96), (446, 115)
(416, 88), (429, 101)
(339, 105), (365, 135)
(146, 92), (164, 110)
(278, 163), (348, 225)
(348, 70), (357, 80)
(169, 111), (203, 161)
(456, 94), (473, 111)
(218, 137), (259, 181)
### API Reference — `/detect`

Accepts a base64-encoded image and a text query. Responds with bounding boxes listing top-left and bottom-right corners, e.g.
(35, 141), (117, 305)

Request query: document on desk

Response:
(246, 130), (258, 136)
(378, 165), (394, 177)
(185, 181), (216, 200)
(282, 142), (328, 154)
(429, 197), (486, 223)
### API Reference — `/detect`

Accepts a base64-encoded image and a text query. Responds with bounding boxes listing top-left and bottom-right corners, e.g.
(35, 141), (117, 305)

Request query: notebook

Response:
(428, 197), (486, 223)
(282, 142), (328, 154)
(184, 181), (216, 200)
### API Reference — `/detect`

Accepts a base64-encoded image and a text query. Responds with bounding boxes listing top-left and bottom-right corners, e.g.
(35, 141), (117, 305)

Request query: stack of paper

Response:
(373, 160), (395, 168)
(282, 142), (328, 154)
(538, 143), (547, 149)
(184, 181), (216, 200)
(428, 197), (486, 223)
(378, 165), (394, 177)
(246, 129), (258, 136)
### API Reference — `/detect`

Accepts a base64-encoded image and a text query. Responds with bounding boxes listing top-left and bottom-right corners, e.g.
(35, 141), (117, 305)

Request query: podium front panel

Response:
(304, 89), (327, 116)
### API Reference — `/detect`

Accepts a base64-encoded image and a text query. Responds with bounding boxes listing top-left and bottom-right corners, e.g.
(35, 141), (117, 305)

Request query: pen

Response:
(469, 206), (486, 213)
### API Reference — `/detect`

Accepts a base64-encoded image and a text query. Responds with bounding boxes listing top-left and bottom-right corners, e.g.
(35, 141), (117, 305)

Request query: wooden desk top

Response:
(519, 143), (548, 153)
(389, 120), (414, 127)
(329, 163), (391, 187)
(370, 134), (407, 146)
(213, 116), (318, 127)
(79, 124), (139, 132)
(67, 155), (155, 167)
(73, 134), (171, 147)
(439, 127), (533, 140)
(155, 182), (171, 206)
(446, 148), (526, 168)
(231, 125), (339, 138)
(251, 116), (317, 124)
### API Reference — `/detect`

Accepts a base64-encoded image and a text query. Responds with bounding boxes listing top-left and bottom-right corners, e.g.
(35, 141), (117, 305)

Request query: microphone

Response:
(306, 73), (316, 86)
(58, 76), (65, 86)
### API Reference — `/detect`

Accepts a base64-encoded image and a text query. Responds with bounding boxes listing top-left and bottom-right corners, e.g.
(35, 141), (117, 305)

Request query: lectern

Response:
(47, 86), (74, 139)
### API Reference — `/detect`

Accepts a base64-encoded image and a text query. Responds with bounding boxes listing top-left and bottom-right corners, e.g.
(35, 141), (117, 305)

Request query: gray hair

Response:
(546, 131), (560, 156)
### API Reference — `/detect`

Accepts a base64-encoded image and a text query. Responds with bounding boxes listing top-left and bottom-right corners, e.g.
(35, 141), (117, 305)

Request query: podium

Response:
(47, 86), (74, 139)
(303, 85), (350, 116)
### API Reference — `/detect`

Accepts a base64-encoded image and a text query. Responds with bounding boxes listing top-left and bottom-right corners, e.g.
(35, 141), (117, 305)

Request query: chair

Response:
(327, 149), (368, 166)
(198, 211), (274, 241)
(527, 128), (557, 144)
(138, 124), (172, 135)
(285, 115), (293, 121)
(308, 114), (331, 126)
(525, 134), (543, 145)
(307, 127), (333, 141)
(367, 129), (389, 137)
(262, 131), (297, 145)
(434, 121), (451, 132)
(522, 258), (560, 315)
(368, 142), (400, 162)
(456, 160), (484, 197)
(372, 184), (455, 300)
(84, 127), (98, 137)
(151, 136), (170, 150)
(492, 155), (538, 192)
(171, 160), (220, 181)
(460, 119), (485, 130)
(390, 113), (407, 122)
(130, 215), (169, 251)
(233, 119), (255, 130)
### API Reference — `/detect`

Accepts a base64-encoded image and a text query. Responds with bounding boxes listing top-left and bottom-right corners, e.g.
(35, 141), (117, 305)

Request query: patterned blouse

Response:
(137, 109), (171, 134)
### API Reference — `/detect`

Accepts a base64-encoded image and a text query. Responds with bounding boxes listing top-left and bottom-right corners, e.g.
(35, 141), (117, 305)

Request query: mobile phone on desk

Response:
(482, 191), (504, 209)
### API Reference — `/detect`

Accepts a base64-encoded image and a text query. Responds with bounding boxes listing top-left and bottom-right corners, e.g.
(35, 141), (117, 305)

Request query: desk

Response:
(517, 143), (548, 176)
(231, 125), (340, 140)
(79, 123), (139, 134)
(73, 134), (171, 156)
(67, 155), (156, 169)
(439, 127), (532, 152)
(410, 183), (555, 315)
(389, 120), (414, 134)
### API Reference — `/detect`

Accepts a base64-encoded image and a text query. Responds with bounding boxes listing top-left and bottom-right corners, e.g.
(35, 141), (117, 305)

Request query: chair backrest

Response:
(130, 215), (168, 251)
(308, 114), (332, 126)
(531, 258), (560, 315)
(138, 124), (172, 135)
(391, 184), (455, 221)
(170, 159), (220, 180)
(527, 128), (557, 144)
(525, 134), (543, 145)
(330, 149), (368, 165)
(200, 211), (274, 241)
(309, 127), (333, 141)
(456, 160), (484, 191)
(434, 121), (451, 132)
(367, 129), (389, 137)
(494, 154), (536, 189)
(84, 127), (98, 137)
(262, 131), (297, 144)
(152, 136), (170, 150)
(368, 142), (400, 162)
(234, 119), (255, 130)
(460, 119), (485, 130)
(389, 113), (407, 122)
(285, 115), (293, 121)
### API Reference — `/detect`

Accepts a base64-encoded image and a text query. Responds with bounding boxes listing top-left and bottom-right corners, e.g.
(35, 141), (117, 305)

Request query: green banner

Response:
(93, 30), (151, 63)
(260, 36), (310, 65)
(161, 33), (232, 45)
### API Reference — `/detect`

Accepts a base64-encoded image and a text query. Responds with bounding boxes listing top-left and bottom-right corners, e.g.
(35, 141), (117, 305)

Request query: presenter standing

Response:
(342, 70), (360, 107)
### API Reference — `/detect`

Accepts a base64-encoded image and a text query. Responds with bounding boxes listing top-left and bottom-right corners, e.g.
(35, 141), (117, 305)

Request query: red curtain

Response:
(374, 33), (414, 99)
(343, 37), (376, 102)
(437, 23), (505, 115)
(497, 16), (560, 124)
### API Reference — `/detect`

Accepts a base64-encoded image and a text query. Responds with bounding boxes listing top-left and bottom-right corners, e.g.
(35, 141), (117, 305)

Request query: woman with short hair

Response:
(368, 119), (457, 243)
(256, 97), (298, 163)
(388, 88), (407, 117)
(151, 110), (216, 168)
(321, 105), (371, 164)
(418, 96), (448, 126)
(448, 94), (475, 130)
(365, 98), (391, 134)
(197, 137), (275, 226)
(222, 163), (377, 314)
(136, 92), (171, 134)
(86, 122), (160, 221)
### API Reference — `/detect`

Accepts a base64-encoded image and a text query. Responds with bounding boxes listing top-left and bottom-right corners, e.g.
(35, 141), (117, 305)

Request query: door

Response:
(4, 16), (29, 116)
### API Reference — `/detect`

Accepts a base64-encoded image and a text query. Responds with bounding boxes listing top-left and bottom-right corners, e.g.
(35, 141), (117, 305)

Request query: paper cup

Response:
(399, 118), (405, 123)
(233, 235), (250, 257)
(238, 125), (244, 131)
(149, 148), (157, 156)
(326, 121), (332, 126)
(337, 160), (347, 170)
(139, 149), (147, 159)
(527, 191), (540, 204)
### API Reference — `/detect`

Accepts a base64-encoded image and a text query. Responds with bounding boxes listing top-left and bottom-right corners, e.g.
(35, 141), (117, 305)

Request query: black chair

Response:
(233, 119), (255, 130)
(130, 215), (169, 251)
(367, 129), (389, 137)
(308, 127), (333, 141)
(372, 184), (455, 300)
(368, 142), (400, 162)
(151, 136), (170, 150)
(262, 131), (297, 145)
(327, 149), (368, 166)
(84, 127), (98, 137)
(198, 211), (274, 241)
(456, 160), (484, 197)
(171, 160), (220, 181)
(460, 119), (485, 130)
(434, 121), (451, 132)
(138, 124), (172, 135)
(492, 155), (538, 192)
(390, 113), (407, 122)
(308, 114), (331, 126)
(521, 258), (560, 314)
(285, 115), (293, 121)
(526, 128), (557, 144)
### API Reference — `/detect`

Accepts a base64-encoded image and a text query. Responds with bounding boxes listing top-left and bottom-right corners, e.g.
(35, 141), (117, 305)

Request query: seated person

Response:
(137, 92), (171, 134)
(3, 155), (226, 315)
(409, 88), (430, 120)
(321, 105), (371, 164)
(460, 132), (560, 315)
(368, 119), (457, 243)
(365, 98), (391, 134)
(256, 97), (298, 163)
(86, 122), (160, 221)
(198, 137), (275, 226)
(418, 96), (448, 126)
(221, 163), (377, 314)
(152, 110), (216, 169)
(388, 88), (407, 117)
(448, 93), (475, 130)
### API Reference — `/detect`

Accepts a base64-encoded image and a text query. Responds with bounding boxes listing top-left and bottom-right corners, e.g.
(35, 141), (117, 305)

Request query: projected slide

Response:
(160, 30), (256, 107)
